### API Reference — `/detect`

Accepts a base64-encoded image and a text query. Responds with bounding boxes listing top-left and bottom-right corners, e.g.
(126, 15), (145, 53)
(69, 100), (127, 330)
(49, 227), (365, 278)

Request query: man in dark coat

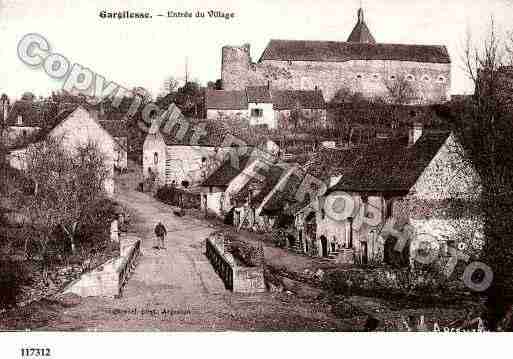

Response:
(154, 221), (167, 249)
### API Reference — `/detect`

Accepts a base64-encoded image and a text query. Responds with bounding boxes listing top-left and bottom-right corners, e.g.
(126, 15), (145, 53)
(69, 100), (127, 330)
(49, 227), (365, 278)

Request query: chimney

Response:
(408, 122), (423, 146)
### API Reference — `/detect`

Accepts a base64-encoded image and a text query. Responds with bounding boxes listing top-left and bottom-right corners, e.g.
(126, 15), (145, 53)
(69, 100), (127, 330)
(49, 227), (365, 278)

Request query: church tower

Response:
(347, 8), (376, 44)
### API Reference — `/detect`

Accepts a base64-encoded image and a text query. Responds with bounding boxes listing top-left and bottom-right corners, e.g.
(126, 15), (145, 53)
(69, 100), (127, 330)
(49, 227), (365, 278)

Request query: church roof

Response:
(347, 8), (376, 44)
(259, 39), (450, 64)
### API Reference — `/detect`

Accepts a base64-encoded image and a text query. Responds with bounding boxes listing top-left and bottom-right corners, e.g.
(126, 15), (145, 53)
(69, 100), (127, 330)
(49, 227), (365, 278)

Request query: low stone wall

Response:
(63, 237), (141, 298)
(205, 236), (266, 294)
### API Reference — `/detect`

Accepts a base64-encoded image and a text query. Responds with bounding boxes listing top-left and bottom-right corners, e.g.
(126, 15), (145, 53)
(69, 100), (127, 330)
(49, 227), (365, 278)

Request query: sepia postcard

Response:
(1, 0), (513, 357)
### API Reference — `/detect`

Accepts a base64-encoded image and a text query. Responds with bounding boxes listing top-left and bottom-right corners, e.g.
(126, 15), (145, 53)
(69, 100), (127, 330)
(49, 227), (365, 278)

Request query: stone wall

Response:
(64, 238), (141, 298)
(142, 132), (167, 186)
(205, 236), (266, 293)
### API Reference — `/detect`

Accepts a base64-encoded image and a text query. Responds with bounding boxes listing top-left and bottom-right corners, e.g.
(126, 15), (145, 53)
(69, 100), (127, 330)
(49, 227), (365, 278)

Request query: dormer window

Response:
(406, 74), (415, 81)
(372, 74), (380, 80)
(356, 74), (363, 80)
(422, 75), (431, 82)
(16, 115), (22, 125)
(437, 75), (446, 83)
(389, 75), (396, 80)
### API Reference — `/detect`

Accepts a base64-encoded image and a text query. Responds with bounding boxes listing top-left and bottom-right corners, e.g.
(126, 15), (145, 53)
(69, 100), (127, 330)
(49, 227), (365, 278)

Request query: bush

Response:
(0, 260), (31, 309)
(226, 239), (264, 267)
(155, 186), (200, 209)
(322, 266), (450, 300)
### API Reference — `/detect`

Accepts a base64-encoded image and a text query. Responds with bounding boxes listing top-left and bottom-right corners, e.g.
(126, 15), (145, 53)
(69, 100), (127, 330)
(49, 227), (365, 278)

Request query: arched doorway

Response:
(320, 235), (328, 257)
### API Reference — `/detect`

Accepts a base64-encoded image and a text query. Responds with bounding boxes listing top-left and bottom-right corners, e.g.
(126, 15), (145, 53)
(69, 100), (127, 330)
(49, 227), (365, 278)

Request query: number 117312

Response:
(21, 348), (51, 357)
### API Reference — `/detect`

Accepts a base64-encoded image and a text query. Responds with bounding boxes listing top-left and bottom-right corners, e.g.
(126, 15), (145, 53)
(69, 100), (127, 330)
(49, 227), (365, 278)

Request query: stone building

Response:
(220, 8), (451, 105)
(206, 86), (327, 129)
(142, 104), (234, 188)
(293, 126), (482, 264)
(8, 106), (118, 196)
(98, 119), (128, 171)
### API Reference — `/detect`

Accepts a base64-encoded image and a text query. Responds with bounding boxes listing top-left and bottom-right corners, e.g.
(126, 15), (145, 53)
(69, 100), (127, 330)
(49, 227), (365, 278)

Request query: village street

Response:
(24, 179), (347, 331)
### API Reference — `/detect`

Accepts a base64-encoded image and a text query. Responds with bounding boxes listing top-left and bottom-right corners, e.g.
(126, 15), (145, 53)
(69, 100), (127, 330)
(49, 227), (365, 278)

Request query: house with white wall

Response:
(98, 119), (128, 171)
(205, 87), (326, 129)
(8, 106), (118, 196)
(143, 104), (236, 188)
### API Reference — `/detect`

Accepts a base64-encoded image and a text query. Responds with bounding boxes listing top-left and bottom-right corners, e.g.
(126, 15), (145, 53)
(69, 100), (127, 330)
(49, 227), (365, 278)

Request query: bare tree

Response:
(457, 17), (513, 330)
(18, 137), (108, 268)
(383, 74), (417, 105)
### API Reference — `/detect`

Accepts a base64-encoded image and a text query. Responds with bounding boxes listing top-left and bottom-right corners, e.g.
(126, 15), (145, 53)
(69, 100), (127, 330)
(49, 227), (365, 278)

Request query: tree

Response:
(1, 93), (9, 141)
(21, 91), (35, 102)
(175, 81), (205, 118)
(456, 17), (513, 330)
(18, 137), (108, 267)
(162, 76), (179, 94)
(383, 74), (417, 105)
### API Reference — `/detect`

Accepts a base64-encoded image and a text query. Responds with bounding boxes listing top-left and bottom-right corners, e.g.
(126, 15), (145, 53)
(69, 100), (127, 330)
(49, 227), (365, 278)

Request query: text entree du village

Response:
(99, 10), (235, 20)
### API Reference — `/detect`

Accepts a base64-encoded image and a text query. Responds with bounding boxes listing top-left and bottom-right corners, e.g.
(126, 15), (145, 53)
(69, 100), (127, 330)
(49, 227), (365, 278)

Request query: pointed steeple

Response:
(347, 7), (376, 44)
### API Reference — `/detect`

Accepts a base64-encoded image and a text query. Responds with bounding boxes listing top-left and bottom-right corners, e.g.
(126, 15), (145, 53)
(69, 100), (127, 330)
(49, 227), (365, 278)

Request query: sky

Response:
(0, 0), (512, 100)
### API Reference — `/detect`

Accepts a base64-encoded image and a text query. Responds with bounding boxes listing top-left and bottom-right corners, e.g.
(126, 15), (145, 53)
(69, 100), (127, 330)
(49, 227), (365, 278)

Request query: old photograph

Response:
(1, 0), (513, 354)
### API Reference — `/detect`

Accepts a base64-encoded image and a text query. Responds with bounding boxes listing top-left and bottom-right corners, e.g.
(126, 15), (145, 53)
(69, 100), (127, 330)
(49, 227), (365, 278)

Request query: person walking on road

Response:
(154, 221), (167, 250)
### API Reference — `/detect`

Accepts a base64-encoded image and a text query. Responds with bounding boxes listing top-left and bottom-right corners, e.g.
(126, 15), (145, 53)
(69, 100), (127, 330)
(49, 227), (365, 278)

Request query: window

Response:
(251, 108), (263, 117)
(406, 74), (415, 81)
(16, 115), (22, 125)
(153, 152), (158, 165)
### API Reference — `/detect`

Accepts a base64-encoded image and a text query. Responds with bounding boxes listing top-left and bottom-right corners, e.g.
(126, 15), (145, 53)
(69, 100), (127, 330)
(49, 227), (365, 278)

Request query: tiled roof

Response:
(326, 131), (451, 193)
(261, 168), (312, 213)
(246, 86), (272, 103)
(201, 155), (253, 187)
(232, 163), (286, 207)
(98, 120), (128, 138)
(162, 118), (235, 147)
(272, 90), (326, 110)
(205, 90), (247, 110)
(259, 39), (450, 64)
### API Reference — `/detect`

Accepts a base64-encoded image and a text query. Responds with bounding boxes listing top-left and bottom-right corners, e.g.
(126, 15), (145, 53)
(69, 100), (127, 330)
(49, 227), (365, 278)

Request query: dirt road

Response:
(26, 186), (347, 331)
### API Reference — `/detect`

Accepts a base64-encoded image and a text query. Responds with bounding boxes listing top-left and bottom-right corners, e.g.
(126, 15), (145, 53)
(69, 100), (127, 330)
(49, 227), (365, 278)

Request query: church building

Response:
(220, 8), (451, 105)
